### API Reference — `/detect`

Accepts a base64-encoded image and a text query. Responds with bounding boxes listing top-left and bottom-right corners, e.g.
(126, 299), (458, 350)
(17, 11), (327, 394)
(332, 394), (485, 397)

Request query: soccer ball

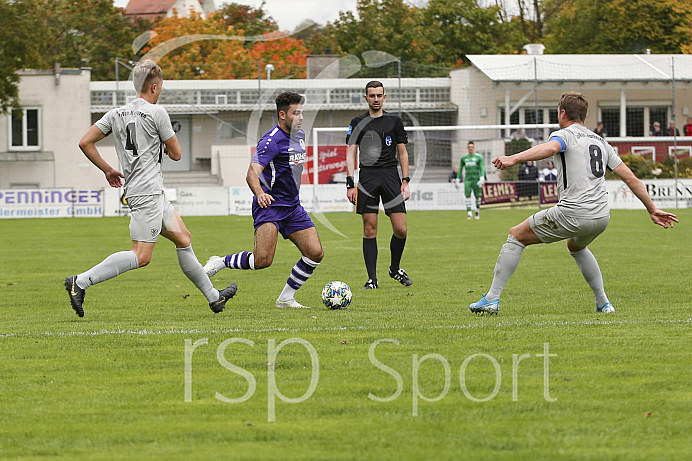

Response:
(321, 281), (352, 310)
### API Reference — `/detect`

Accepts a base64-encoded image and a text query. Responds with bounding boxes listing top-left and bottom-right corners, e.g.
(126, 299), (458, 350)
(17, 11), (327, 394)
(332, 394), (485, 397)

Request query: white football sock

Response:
(278, 256), (320, 302)
(486, 234), (526, 301)
(77, 250), (139, 289)
(570, 247), (609, 307)
(177, 245), (218, 303)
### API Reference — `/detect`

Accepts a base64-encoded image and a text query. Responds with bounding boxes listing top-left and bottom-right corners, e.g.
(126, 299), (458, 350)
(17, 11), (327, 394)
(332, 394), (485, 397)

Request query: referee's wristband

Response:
(401, 176), (410, 183)
(346, 176), (355, 189)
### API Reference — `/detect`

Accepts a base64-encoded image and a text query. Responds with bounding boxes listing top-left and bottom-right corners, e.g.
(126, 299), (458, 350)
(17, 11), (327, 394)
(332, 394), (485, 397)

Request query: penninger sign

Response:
(0, 189), (102, 219)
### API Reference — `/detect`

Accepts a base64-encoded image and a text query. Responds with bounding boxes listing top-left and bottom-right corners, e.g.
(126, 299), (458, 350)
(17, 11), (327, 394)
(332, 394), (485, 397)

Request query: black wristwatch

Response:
(402, 176), (410, 183)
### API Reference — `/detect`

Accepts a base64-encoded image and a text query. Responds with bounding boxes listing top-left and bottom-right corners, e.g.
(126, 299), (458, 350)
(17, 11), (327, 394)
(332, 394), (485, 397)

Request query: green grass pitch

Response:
(1, 209), (691, 460)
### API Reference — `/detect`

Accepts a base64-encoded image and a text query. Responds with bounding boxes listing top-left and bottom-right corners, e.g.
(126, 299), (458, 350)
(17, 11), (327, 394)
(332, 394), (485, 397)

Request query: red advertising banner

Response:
(540, 182), (559, 204)
(300, 145), (348, 184)
(482, 182), (518, 204)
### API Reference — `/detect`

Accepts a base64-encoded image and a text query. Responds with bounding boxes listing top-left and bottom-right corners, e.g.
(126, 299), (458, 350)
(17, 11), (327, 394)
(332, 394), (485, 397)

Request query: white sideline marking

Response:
(1, 318), (690, 339)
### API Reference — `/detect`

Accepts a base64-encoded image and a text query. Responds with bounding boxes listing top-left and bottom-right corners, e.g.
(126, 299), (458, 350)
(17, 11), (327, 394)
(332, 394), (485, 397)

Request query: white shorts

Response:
(529, 205), (609, 247)
(127, 193), (175, 243)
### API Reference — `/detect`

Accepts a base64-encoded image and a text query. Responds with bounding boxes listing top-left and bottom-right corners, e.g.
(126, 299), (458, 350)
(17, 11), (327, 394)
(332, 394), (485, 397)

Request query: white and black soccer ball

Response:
(321, 281), (352, 309)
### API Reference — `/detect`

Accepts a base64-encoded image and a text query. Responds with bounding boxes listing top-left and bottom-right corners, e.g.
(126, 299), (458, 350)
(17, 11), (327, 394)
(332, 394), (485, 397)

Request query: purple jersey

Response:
(251, 125), (306, 207)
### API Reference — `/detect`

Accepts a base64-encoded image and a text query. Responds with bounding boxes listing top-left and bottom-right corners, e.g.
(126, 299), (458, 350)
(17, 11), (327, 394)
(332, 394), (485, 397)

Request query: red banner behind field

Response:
(301, 146), (348, 184)
(540, 182), (559, 204)
(250, 145), (348, 185)
(481, 182), (517, 204)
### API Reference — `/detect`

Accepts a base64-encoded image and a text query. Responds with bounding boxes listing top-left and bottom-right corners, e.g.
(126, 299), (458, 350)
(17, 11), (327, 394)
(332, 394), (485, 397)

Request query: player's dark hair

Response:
(468, 141), (475, 146)
(275, 92), (304, 116)
(558, 91), (588, 122)
(365, 80), (384, 94)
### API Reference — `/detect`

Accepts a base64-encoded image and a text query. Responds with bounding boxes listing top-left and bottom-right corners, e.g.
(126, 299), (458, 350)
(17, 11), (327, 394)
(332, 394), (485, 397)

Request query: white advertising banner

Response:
(172, 187), (228, 216)
(228, 187), (254, 216)
(300, 185), (354, 213)
(607, 179), (692, 209)
(9, 180), (689, 219)
(104, 187), (226, 217)
(0, 188), (102, 219)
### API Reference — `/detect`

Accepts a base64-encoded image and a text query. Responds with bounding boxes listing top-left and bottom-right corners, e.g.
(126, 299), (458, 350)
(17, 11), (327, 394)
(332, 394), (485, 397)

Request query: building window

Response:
(649, 106), (668, 134)
(499, 108), (520, 138)
(10, 108), (41, 150)
(219, 120), (247, 138)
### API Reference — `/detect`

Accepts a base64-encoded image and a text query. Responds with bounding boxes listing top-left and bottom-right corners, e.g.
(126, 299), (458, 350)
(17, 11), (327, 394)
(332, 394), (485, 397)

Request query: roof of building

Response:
(466, 54), (692, 82)
(125, 0), (178, 16)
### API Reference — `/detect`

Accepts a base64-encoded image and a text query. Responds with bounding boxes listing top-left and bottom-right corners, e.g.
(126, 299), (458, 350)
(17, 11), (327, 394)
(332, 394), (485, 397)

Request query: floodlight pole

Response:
(534, 57), (539, 130)
(115, 58), (133, 106)
(672, 57), (679, 209)
(398, 58), (402, 118)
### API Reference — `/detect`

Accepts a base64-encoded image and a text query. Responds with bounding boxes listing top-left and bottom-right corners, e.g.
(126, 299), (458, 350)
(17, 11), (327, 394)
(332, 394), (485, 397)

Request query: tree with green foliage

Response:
(35, 0), (137, 80)
(543, 0), (692, 53)
(423, 0), (528, 67)
(330, 0), (436, 69)
(0, 0), (46, 113)
(216, 2), (277, 42)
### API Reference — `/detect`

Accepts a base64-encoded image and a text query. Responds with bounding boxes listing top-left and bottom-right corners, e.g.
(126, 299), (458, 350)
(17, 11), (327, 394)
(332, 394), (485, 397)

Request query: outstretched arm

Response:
(78, 125), (124, 188)
(493, 140), (562, 170)
(612, 163), (678, 228)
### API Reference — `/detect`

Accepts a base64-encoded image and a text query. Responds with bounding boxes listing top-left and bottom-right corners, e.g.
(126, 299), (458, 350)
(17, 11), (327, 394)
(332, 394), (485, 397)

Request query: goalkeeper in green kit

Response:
(456, 141), (486, 219)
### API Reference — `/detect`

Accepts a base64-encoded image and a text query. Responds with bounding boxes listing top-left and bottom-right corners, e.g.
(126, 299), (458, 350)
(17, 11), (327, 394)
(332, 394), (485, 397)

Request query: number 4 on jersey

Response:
(125, 121), (138, 157)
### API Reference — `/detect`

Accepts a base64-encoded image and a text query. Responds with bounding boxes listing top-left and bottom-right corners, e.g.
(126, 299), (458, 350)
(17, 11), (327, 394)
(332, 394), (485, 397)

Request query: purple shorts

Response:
(253, 203), (315, 239)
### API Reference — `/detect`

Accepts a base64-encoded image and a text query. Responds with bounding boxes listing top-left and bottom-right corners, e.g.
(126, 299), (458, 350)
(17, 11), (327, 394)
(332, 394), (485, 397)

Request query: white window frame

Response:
(9, 107), (41, 151)
(632, 146), (656, 162)
(669, 146), (691, 159)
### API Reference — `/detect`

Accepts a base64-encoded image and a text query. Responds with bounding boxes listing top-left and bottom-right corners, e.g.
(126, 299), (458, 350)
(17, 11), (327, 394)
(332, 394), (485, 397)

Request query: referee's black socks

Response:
(363, 237), (378, 282)
(390, 235), (406, 271)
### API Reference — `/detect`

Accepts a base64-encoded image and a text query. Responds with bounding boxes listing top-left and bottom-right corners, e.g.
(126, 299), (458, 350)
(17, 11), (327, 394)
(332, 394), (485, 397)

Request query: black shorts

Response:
(356, 168), (406, 215)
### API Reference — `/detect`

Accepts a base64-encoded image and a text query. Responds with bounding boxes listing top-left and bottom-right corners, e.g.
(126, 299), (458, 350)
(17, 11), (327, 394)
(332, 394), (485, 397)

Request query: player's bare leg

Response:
(253, 222), (279, 269)
(204, 222), (277, 285)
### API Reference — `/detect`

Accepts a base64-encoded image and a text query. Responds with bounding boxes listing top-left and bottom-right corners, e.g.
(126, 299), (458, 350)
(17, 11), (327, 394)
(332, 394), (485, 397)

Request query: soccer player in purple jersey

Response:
(204, 92), (324, 308)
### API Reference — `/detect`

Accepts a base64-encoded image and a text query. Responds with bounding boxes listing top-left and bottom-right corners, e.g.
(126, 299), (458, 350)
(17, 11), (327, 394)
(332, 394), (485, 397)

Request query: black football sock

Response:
(363, 237), (378, 281)
(390, 235), (406, 271)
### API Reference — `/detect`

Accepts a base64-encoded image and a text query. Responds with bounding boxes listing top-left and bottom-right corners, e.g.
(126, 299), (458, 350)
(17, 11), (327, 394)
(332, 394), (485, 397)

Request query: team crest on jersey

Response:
(385, 135), (392, 146)
(299, 139), (306, 150)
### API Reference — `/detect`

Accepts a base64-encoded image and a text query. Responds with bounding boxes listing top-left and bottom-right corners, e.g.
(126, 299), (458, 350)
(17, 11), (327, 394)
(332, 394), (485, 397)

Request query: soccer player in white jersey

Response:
(470, 91), (678, 315)
(65, 59), (237, 317)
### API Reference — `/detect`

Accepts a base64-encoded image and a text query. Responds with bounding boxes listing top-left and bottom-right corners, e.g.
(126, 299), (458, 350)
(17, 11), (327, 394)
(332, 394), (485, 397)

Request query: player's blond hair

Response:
(133, 59), (163, 95)
(558, 91), (588, 122)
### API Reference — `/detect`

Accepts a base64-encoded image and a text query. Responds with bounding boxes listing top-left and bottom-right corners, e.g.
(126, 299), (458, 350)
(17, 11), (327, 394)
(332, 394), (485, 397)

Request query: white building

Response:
(2, 54), (691, 191)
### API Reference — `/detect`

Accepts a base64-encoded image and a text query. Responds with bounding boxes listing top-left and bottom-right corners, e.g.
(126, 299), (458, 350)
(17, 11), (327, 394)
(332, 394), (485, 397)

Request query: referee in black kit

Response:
(345, 80), (413, 290)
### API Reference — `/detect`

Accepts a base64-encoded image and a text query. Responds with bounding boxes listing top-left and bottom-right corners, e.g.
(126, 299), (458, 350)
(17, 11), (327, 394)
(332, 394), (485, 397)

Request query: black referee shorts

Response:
(356, 168), (406, 215)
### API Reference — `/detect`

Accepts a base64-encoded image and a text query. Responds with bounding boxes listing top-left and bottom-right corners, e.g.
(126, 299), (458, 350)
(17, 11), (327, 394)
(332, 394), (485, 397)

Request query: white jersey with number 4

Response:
(95, 98), (175, 198)
(549, 124), (622, 218)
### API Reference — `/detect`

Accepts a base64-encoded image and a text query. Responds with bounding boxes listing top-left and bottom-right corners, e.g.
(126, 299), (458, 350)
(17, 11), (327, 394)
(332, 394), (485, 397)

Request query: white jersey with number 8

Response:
(548, 124), (623, 218)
